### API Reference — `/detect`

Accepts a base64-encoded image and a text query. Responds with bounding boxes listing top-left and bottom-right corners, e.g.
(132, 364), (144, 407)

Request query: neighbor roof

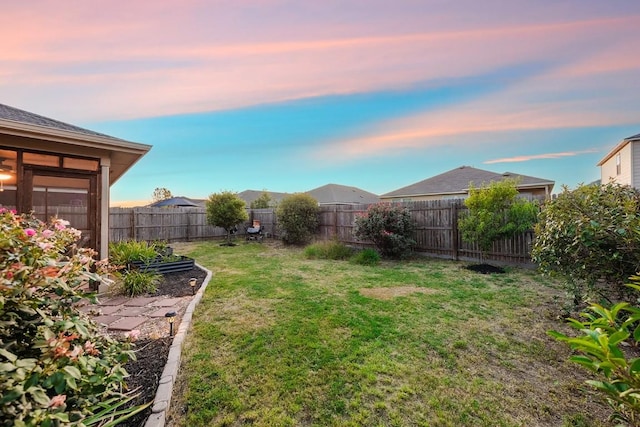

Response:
(0, 103), (151, 184)
(381, 166), (555, 198)
(597, 132), (640, 166)
(147, 196), (201, 208)
(307, 183), (379, 205)
(237, 190), (291, 206)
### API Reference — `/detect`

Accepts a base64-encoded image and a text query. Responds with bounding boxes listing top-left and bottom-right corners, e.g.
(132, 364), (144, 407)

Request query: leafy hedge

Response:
(532, 182), (640, 305)
(0, 210), (143, 426)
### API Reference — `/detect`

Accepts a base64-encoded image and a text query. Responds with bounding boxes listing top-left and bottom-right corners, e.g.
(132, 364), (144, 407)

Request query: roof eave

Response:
(0, 119), (151, 185)
(0, 119), (151, 153)
(380, 190), (467, 199)
(597, 137), (638, 166)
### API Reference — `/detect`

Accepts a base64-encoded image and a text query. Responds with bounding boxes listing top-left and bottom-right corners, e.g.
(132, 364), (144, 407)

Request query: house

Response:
(380, 166), (554, 202)
(237, 189), (290, 207)
(306, 183), (379, 205)
(147, 196), (203, 208)
(0, 103), (151, 258)
(598, 133), (640, 188)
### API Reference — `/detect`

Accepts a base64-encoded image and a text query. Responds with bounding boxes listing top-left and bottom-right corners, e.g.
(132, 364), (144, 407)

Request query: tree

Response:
(276, 193), (319, 245)
(353, 203), (416, 258)
(458, 179), (538, 263)
(206, 191), (249, 245)
(152, 187), (172, 202)
(250, 191), (273, 209)
(532, 182), (640, 305)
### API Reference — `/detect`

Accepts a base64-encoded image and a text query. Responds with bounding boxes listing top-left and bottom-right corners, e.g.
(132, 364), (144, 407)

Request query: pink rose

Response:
(24, 228), (36, 237)
(125, 329), (141, 341)
(49, 395), (66, 408)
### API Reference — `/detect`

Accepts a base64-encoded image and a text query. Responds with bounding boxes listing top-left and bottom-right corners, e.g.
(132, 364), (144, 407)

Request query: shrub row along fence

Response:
(109, 200), (535, 265)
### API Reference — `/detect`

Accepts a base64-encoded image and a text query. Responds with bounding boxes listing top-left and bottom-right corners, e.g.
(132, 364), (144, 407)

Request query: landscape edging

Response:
(144, 262), (213, 427)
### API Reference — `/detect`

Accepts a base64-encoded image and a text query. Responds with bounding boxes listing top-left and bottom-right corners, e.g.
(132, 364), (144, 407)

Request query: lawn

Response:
(167, 241), (609, 427)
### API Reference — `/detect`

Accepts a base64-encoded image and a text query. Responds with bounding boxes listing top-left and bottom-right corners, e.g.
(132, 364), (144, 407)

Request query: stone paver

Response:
(148, 307), (180, 318)
(150, 297), (182, 307)
(92, 315), (120, 326)
(117, 306), (152, 316)
(125, 297), (158, 307)
(98, 305), (122, 315)
(108, 316), (148, 331)
(99, 296), (130, 306)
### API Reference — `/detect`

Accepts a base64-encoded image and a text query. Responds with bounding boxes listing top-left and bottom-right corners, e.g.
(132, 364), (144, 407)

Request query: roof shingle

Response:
(0, 103), (122, 141)
(381, 166), (554, 198)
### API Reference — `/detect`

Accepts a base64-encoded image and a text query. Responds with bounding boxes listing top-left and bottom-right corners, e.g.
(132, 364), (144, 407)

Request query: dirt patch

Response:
(360, 286), (437, 300)
(464, 263), (506, 274)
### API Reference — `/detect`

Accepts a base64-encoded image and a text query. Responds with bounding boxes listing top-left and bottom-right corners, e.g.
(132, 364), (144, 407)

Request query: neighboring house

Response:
(147, 196), (203, 208)
(598, 133), (640, 188)
(0, 103), (151, 258)
(306, 183), (379, 205)
(237, 189), (290, 207)
(380, 166), (555, 202)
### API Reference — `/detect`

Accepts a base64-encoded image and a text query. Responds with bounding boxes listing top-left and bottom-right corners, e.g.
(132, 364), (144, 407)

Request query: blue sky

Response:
(2, 1), (639, 205)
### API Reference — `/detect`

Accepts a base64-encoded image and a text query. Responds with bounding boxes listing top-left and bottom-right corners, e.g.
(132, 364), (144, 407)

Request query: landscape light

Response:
(189, 277), (197, 295)
(165, 311), (177, 336)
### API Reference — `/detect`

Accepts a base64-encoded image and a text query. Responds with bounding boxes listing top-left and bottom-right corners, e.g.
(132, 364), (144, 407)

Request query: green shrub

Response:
(350, 248), (381, 266)
(276, 193), (319, 245)
(0, 210), (144, 426)
(532, 182), (640, 305)
(304, 241), (353, 260)
(353, 203), (416, 258)
(116, 270), (161, 297)
(206, 191), (249, 245)
(250, 191), (273, 209)
(458, 179), (538, 263)
(109, 240), (158, 265)
(549, 275), (640, 424)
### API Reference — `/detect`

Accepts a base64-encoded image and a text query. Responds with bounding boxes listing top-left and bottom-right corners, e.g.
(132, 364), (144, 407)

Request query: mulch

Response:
(464, 263), (506, 274)
(118, 265), (208, 427)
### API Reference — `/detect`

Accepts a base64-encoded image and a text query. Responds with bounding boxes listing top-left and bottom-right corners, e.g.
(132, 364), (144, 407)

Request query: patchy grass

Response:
(168, 241), (609, 427)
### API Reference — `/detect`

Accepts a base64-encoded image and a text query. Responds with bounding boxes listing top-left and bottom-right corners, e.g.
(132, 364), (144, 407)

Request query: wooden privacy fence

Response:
(109, 200), (535, 265)
(108, 207), (279, 243)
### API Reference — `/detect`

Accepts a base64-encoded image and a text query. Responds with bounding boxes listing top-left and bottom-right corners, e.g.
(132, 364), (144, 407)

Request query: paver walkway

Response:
(80, 295), (190, 337)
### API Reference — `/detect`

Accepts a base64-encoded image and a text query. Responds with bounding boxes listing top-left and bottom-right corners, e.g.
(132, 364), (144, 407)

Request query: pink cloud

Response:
(484, 149), (599, 164)
(1, 2), (639, 121)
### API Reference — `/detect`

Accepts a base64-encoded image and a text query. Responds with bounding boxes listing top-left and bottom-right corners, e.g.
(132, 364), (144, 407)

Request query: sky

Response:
(2, 0), (640, 206)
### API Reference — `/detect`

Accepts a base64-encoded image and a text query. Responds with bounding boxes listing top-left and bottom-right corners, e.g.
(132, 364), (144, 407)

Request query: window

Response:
(616, 153), (621, 175)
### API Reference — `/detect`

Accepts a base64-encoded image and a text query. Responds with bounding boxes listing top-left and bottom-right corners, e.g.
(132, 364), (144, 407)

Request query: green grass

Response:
(169, 241), (609, 426)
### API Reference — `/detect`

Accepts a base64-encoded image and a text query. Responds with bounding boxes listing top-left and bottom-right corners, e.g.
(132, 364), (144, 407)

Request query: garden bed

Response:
(129, 255), (195, 274)
(118, 265), (208, 427)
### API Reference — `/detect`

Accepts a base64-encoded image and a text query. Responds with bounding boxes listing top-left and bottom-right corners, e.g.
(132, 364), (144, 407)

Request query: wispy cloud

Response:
(484, 149), (598, 164)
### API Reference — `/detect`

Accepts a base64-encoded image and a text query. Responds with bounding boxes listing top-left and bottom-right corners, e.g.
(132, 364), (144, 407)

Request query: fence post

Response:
(451, 202), (459, 261)
(130, 209), (136, 241)
(186, 210), (191, 242)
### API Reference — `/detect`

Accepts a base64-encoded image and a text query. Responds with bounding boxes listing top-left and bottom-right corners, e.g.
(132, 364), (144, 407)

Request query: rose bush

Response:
(0, 210), (143, 426)
(354, 203), (416, 258)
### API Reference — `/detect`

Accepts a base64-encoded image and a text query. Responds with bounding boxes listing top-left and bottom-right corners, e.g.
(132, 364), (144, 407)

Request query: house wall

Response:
(380, 187), (549, 202)
(601, 141), (633, 186)
(633, 142), (640, 188)
(380, 193), (467, 202)
(0, 137), (107, 257)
